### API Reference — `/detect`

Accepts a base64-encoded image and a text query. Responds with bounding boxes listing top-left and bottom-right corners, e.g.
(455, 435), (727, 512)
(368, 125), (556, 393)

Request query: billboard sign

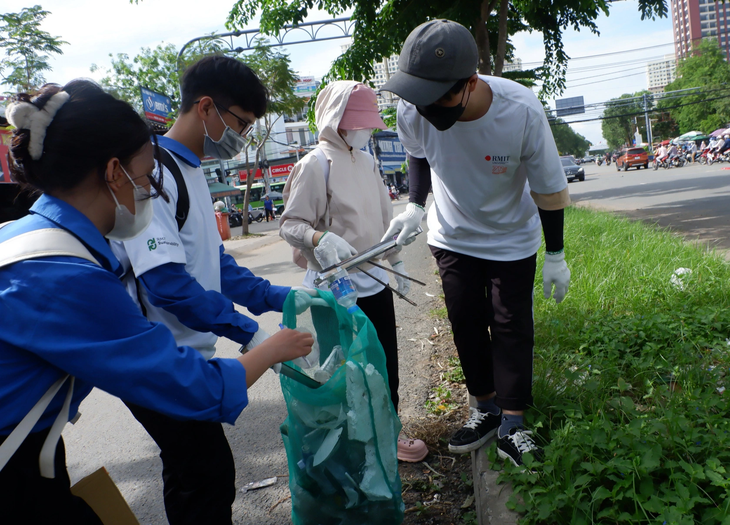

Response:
(140, 86), (173, 124)
(374, 136), (406, 163)
(555, 96), (585, 117)
(271, 163), (294, 176)
(295, 76), (318, 97)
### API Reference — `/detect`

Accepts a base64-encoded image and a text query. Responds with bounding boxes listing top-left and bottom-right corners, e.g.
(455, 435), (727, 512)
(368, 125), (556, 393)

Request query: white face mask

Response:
(343, 129), (373, 151)
(105, 166), (154, 241)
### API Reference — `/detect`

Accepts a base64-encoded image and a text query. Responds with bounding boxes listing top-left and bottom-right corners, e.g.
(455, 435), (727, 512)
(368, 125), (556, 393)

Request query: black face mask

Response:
(416, 87), (470, 131)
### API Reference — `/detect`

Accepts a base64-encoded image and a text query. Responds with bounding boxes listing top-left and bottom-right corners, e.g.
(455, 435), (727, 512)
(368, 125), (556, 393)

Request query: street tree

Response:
(239, 41), (306, 234)
(226, 0), (668, 99)
(550, 119), (591, 158)
(660, 39), (730, 134)
(0, 5), (67, 93)
(601, 92), (652, 150)
(91, 40), (225, 117)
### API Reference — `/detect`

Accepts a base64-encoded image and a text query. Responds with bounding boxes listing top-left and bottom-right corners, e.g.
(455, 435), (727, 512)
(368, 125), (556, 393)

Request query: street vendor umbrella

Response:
(676, 131), (703, 141)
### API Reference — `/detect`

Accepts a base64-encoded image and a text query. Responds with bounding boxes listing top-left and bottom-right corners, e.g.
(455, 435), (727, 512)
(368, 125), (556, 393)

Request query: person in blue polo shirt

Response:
(0, 80), (314, 524)
(110, 56), (323, 525)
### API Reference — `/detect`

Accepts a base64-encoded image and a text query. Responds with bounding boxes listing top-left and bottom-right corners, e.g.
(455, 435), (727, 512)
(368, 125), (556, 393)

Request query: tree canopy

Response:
(226, 0), (668, 99)
(660, 39), (730, 134)
(0, 5), (67, 93)
(550, 119), (591, 158)
(90, 41), (225, 117)
(601, 92), (652, 150)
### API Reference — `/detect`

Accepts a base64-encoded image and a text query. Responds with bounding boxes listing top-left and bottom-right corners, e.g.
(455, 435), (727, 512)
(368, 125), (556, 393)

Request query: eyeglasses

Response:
(194, 100), (255, 137)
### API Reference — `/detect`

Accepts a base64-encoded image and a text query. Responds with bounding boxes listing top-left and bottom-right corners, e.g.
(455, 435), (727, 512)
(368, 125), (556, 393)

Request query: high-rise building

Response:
(646, 54), (677, 93)
(671, 0), (730, 60)
(341, 44), (400, 109)
(502, 58), (523, 72)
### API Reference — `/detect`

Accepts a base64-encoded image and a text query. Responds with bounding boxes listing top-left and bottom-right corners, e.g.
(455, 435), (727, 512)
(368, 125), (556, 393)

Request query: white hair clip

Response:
(6, 91), (70, 161)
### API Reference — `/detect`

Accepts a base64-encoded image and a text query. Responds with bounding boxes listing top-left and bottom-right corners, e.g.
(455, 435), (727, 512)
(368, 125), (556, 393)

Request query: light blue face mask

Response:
(203, 105), (246, 160)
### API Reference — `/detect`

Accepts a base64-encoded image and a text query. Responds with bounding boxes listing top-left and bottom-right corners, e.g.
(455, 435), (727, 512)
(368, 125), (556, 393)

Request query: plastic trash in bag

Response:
(279, 289), (404, 525)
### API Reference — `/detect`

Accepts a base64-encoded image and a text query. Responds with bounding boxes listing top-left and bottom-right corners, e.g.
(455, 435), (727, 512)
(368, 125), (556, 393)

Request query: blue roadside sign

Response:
(140, 86), (172, 124)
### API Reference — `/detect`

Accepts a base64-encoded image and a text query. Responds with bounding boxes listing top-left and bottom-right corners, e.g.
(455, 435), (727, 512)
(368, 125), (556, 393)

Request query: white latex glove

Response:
(543, 252), (571, 304)
(239, 327), (281, 373)
(313, 231), (357, 269)
(292, 286), (329, 314)
(381, 203), (425, 246)
(391, 261), (411, 297)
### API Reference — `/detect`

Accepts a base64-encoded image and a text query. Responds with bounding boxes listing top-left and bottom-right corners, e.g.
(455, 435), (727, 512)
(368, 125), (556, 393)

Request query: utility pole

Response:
(643, 93), (653, 146)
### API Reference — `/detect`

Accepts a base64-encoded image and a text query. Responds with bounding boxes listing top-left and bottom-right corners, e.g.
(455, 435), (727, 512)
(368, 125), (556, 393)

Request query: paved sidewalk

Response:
(223, 230), (282, 259)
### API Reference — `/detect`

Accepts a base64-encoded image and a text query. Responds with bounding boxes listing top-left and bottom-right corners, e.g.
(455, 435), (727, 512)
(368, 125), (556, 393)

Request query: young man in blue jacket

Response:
(112, 56), (321, 525)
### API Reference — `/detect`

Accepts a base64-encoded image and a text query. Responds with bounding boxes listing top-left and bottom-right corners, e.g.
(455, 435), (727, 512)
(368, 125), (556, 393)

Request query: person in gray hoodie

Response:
(279, 81), (428, 462)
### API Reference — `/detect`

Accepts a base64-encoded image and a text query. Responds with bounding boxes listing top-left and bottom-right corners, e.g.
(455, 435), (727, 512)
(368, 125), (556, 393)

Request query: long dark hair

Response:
(9, 79), (165, 199)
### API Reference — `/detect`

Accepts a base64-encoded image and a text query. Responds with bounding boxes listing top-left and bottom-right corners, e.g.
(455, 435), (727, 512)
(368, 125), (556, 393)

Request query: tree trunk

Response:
(475, 0), (498, 75)
(493, 0), (510, 76)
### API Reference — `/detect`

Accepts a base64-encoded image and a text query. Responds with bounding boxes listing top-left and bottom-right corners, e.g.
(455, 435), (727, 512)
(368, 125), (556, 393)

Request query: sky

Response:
(2, 0), (674, 147)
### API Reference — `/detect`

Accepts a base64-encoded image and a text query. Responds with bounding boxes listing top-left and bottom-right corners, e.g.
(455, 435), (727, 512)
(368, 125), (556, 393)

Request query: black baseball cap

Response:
(381, 20), (478, 106)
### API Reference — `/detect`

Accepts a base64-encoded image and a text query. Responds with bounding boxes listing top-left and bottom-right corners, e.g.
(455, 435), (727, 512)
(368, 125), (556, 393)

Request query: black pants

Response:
(357, 287), (400, 412)
(265, 209), (275, 221)
(124, 402), (236, 525)
(431, 247), (536, 411)
(0, 429), (103, 525)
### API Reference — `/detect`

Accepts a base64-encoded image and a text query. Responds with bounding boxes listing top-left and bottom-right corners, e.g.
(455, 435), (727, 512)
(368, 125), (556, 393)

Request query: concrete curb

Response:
(468, 396), (521, 524)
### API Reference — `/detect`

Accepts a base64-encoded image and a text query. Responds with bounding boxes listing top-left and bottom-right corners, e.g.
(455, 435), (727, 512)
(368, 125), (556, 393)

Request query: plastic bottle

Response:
(326, 267), (359, 313)
(317, 246), (359, 313)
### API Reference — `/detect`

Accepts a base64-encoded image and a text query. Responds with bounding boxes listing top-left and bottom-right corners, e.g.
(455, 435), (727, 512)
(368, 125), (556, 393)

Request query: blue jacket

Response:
(0, 195), (249, 436)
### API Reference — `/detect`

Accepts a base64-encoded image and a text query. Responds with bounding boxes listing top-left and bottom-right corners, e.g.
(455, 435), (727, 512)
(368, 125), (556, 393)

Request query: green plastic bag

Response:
(279, 290), (404, 525)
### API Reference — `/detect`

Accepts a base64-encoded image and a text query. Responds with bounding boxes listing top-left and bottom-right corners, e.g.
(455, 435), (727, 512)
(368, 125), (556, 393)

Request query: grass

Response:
(497, 207), (730, 523)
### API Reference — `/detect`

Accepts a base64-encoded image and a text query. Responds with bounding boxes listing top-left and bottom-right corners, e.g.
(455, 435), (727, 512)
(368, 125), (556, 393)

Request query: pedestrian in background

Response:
(264, 194), (275, 221)
(381, 19), (571, 468)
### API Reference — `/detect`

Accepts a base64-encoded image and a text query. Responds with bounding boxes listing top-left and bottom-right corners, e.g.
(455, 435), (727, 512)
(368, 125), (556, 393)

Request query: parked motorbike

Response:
(228, 209), (244, 227)
(248, 209), (265, 224)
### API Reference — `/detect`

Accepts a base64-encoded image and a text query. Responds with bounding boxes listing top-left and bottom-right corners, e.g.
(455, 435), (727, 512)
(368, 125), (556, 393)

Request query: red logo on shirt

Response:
(484, 155), (491, 161)
(492, 166), (508, 175)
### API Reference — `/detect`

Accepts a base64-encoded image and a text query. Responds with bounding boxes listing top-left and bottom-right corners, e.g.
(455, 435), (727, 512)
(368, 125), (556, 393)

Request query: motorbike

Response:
(595, 157), (603, 166)
(670, 154), (686, 168)
(228, 209), (244, 228)
(248, 209), (265, 224)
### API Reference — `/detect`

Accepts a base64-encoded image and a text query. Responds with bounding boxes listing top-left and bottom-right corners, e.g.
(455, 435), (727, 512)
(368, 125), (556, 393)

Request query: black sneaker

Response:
(448, 407), (500, 453)
(497, 426), (543, 468)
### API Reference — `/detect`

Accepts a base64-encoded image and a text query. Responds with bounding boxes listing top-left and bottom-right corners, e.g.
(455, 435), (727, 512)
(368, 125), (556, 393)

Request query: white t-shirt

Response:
(397, 75), (568, 261)
(111, 152), (222, 360)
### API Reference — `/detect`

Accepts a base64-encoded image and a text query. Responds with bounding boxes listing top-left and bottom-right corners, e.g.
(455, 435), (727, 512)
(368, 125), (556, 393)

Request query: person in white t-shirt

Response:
(381, 19), (571, 469)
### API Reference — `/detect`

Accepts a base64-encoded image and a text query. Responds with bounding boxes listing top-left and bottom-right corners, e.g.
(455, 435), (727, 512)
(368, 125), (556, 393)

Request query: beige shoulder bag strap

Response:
(0, 222), (100, 478)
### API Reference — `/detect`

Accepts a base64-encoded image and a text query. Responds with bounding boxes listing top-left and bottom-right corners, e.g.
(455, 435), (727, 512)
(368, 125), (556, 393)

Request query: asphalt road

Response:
(569, 160), (730, 253)
(63, 197), (435, 525)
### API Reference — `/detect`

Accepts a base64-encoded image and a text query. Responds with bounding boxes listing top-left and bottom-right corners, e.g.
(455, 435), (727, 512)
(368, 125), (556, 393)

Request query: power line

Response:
(550, 92), (730, 126)
(521, 42), (674, 67)
(566, 70), (648, 88)
(567, 63), (654, 83)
